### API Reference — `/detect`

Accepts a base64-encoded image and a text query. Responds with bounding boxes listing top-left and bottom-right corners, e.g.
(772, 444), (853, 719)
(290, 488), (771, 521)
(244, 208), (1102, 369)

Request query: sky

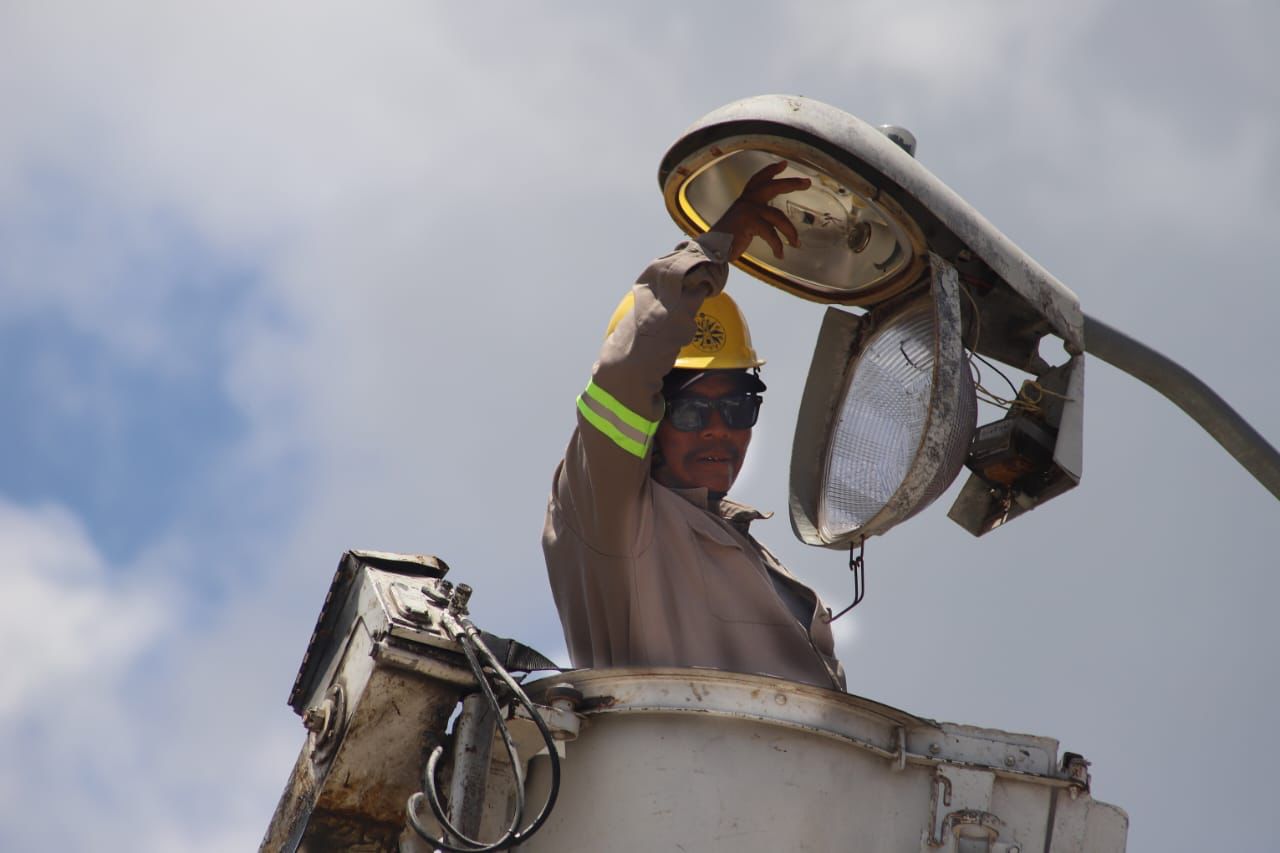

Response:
(1, 2), (1276, 850)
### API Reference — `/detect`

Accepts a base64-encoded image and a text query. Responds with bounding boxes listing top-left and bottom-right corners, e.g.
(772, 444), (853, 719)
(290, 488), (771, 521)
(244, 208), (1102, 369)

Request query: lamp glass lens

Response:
(818, 301), (936, 539)
(680, 150), (916, 299)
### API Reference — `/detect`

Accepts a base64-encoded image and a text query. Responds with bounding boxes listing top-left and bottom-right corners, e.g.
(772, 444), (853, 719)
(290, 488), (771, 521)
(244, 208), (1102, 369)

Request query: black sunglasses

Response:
(665, 394), (762, 432)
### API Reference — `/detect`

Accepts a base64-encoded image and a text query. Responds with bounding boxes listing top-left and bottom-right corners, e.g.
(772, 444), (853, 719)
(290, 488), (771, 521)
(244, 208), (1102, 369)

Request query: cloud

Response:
(0, 500), (169, 846)
(0, 499), (167, 719)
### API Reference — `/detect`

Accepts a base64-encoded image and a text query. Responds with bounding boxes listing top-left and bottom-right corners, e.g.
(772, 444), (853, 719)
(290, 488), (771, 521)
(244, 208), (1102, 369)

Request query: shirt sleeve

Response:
(552, 234), (732, 555)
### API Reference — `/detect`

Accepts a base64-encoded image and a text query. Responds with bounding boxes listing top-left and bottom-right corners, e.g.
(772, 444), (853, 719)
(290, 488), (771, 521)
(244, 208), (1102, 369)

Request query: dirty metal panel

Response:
(307, 666), (462, 839)
(1047, 789), (1130, 853)
(289, 550), (449, 714)
(529, 667), (921, 759)
(266, 552), (474, 852)
(989, 772), (1058, 852)
(947, 355), (1085, 537)
(913, 721), (1060, 778)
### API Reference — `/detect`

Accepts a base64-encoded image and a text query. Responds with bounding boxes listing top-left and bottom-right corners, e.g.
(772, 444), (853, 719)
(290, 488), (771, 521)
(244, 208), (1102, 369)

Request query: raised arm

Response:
(555, 233), (732, 555)
(552, 162), (811, 555)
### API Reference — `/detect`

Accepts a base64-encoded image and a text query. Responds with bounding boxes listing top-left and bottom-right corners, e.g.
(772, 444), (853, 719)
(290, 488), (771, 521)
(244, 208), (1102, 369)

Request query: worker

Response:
(543, 162), (845, 691)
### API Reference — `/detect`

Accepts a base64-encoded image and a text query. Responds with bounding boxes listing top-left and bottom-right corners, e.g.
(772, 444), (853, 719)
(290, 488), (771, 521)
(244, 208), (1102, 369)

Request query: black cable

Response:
(469, 625), (562, 844)
(409, 632), (526, 851)
(405, 623), (562, 851)
(970, 349), (1021, 401)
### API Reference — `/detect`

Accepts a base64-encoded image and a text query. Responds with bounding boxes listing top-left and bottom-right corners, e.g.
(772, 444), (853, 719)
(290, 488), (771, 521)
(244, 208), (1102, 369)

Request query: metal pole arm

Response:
(1083, 314), (1280, 500)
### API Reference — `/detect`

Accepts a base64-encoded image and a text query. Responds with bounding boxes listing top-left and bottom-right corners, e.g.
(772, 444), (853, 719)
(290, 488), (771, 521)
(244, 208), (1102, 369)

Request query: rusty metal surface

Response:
(289, 551), (450, 715)
(947, 355), (1085, 536)
(446, 694), (497, 841)
(264, 554), (478, 852)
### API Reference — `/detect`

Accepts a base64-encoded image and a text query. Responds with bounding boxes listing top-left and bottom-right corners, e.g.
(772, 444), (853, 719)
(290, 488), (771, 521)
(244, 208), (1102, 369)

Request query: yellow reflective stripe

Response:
(583, 380), (659, 437)
(577, 396), (649, 458)
(578, 391), (649, 446)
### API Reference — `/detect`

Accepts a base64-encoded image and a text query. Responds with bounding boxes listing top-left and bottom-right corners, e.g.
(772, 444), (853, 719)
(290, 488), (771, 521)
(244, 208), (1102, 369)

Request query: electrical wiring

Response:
(957, 279), (1073, 416)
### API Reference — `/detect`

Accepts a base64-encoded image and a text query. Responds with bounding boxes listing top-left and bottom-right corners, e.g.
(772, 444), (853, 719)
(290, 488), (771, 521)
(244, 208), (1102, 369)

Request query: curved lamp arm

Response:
(1083, 314), (1280, 500)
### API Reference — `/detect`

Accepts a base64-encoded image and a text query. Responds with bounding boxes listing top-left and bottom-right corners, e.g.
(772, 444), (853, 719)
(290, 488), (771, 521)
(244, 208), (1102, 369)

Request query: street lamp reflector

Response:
(819, 298), (975, 540)
(674, 150), (926, 306)
(791, 258), (976, 547)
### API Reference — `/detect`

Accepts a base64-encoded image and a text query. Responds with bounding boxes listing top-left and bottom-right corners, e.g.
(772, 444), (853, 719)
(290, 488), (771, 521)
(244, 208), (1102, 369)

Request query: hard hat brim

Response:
(663, 368), (767, 398)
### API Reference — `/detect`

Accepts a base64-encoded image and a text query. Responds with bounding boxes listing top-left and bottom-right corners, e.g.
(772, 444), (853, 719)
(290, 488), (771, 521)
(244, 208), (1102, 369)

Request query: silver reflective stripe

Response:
(577, 381), (659, 459)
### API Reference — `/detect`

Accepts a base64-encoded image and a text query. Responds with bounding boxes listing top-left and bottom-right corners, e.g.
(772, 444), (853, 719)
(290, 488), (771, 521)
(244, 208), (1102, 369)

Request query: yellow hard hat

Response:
(606, 290), (765, 369)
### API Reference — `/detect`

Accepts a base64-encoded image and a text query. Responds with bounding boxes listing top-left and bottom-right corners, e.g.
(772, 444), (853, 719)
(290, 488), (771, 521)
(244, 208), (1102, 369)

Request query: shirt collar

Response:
(666, 485), (773, 530)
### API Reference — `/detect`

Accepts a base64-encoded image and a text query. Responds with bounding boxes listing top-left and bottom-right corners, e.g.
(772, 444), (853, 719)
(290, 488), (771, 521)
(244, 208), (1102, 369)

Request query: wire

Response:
(468, 625), (562, 842)
(824, 539), (866, 623)
(405, 620), (563, 851)
(972, 351), (1020, 401)
(956, 278), (1075, 416)
(899, 341), (926, 372)
(957, 278), (1017, 409)
(957, 276), (984, 357)
(412, 632), (525, 850)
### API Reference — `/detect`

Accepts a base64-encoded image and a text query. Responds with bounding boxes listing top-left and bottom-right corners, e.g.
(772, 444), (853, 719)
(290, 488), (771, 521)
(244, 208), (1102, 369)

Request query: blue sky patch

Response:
(0, 183), (256, 565)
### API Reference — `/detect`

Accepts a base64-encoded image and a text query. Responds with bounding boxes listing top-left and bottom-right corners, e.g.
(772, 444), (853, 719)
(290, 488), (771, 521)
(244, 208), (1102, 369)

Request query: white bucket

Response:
(518, 668), (1126, 853)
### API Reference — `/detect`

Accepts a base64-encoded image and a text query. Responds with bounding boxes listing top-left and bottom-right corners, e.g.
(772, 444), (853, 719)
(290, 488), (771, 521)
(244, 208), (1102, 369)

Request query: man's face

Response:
(653, 373), (755, 498)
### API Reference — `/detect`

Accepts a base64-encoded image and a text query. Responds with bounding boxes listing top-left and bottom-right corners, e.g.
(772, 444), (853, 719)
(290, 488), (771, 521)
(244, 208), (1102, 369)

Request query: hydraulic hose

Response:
(406, 616), (562, 852)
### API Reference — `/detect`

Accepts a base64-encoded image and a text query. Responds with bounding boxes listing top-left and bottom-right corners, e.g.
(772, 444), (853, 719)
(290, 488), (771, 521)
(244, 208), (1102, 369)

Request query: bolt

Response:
(928, 743), (941, 755)
(421, 580), (452, 605)
(302, 705), (329, 735)
(876, 124), (917, 157)
(450, 583), (473, 614)
(1004, 755), (1016, 767)
(544, 683), (583, 711)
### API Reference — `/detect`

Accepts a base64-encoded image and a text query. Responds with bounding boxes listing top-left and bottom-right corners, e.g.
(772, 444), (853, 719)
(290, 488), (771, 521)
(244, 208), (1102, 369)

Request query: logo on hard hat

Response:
(692, 313), (726, 353)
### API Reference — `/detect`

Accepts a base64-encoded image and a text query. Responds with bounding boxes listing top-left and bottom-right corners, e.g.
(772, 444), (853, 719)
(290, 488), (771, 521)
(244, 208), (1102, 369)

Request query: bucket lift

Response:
(261, 551), (1127, 852)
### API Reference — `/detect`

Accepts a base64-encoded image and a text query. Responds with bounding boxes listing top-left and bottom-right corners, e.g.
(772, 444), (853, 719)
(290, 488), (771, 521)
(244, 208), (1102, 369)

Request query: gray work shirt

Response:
(542, 235), (846, 690)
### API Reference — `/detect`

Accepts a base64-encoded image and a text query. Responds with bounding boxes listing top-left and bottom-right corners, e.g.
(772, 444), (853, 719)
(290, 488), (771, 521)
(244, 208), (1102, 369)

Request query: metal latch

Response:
(927, 766), (1021, 852)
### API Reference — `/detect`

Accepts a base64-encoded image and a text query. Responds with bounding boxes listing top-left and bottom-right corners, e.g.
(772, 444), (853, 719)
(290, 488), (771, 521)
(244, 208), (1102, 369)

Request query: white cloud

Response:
(0, 499), (167, 719)
(0, 500), (172, 847)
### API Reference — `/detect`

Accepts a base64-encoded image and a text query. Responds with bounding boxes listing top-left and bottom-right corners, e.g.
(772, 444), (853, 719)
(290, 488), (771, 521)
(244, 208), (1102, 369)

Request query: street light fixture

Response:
(660, 95), (1084, 543)
(659, 95), (1279, 550)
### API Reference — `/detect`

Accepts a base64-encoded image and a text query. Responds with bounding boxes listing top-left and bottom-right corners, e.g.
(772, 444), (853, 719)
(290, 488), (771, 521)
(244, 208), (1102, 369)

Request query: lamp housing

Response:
(663, 96), (1087, 538)
(790, 256), (976, 546)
